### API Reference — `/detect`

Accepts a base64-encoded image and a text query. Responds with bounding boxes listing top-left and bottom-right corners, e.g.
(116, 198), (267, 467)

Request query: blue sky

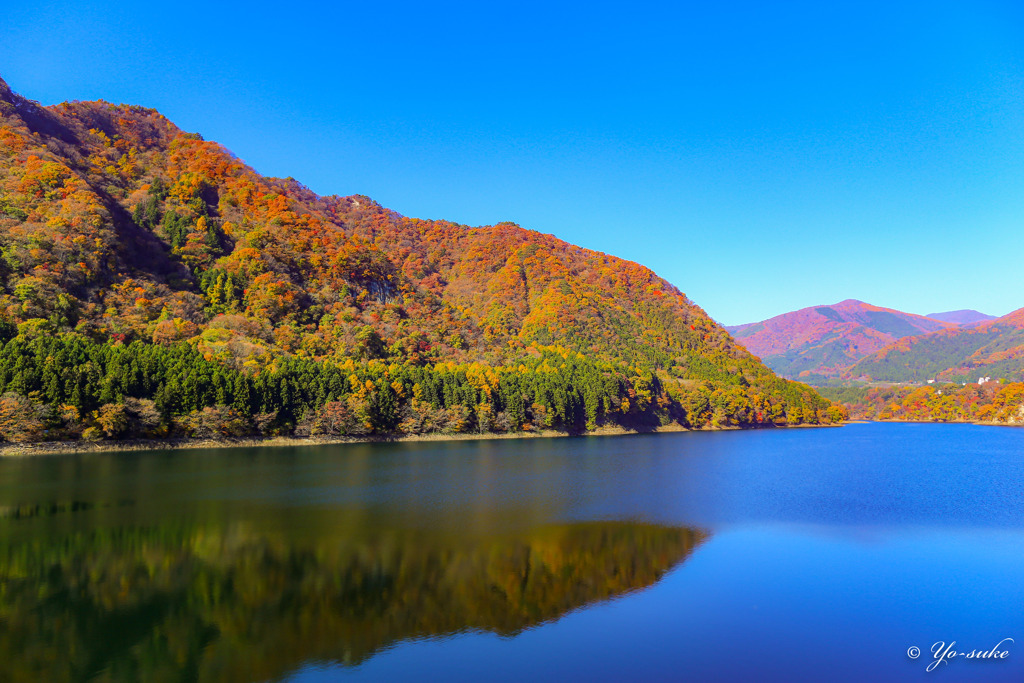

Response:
(3, 0), (1023, 325)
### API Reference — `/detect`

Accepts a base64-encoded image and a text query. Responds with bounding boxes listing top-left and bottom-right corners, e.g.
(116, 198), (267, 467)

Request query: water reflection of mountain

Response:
(0, 522), (706, 682)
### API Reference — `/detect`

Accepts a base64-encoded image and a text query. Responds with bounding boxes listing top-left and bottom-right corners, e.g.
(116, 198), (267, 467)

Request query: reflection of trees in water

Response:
(0, 522), (707, 682)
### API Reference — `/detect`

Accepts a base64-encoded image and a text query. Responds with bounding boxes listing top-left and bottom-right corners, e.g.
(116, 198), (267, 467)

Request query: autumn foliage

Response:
(0, 76), (840, 441)
(824, 381), (1024, 424)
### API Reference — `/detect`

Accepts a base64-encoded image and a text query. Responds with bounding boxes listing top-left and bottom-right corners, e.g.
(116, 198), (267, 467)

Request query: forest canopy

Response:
(0, 76), (842, 443)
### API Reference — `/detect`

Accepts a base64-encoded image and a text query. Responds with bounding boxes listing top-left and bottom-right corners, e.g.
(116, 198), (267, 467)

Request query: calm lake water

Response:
(0, 422), (1022, 682)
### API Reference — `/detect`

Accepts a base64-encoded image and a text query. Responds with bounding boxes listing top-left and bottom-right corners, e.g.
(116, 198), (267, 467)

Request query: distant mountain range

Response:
(924, 310), (997, 326)
(728, 300), (1022, 385)
(851, 307), (1024, 383)
(725, 300), (953, 383)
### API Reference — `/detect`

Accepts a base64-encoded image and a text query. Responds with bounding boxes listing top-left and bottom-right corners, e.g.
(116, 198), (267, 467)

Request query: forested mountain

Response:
(0, 76), (838, 442)
(728, 297), (1023, 387)
(725, 299), (952, 384)
(849, 307), (1024, 383)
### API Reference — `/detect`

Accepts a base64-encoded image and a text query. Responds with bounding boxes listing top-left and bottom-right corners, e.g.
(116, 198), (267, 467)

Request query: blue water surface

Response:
(0, 422), (1021, 681)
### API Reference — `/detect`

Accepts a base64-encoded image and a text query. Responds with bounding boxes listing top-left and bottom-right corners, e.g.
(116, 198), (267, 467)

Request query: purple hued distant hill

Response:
(925, 310), (997, 326)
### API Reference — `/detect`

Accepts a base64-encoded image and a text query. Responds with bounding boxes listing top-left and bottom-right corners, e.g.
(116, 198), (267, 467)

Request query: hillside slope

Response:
(726, 299), (952, 383)
(821, 381), (1024, 423)
(0, 76), (839, 440)
(849, 307), (1024, 383)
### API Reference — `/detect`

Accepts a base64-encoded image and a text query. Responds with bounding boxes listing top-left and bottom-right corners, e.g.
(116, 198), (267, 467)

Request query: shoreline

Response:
(0, 421), (841, 458)
(850, 418), (1024, 427)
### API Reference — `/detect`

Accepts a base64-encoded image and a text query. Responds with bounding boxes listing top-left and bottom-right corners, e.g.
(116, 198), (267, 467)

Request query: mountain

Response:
(925, 309), (997, 326)
(849, 307), (1024, 383)
(725, 299), (952, 384)
(0, 76), (839, 441)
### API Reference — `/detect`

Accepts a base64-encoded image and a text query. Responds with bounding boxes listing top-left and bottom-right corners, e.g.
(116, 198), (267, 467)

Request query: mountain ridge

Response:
(725, 299), (953, 383)
(849, 306), (1024, 383)
(727, 294), (1023, 386)
(925, 309), (997, 326)
(0, 76), (839, 440)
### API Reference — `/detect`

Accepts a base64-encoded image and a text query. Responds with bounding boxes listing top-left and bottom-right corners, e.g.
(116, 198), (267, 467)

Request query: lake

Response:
(0, 422), (1022, 682)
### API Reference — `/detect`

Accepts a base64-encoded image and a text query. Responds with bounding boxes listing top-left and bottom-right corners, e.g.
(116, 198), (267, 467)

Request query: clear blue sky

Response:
(4, 0), (1023, 325)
